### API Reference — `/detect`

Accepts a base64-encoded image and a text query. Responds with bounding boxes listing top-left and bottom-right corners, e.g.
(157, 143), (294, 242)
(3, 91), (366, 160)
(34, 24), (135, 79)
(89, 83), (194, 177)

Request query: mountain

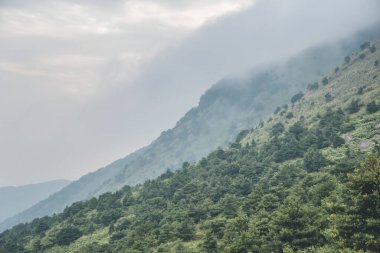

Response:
(1, 38), (379, 253)
(0, 180), (70, 223)
(1, 28), (379, 233)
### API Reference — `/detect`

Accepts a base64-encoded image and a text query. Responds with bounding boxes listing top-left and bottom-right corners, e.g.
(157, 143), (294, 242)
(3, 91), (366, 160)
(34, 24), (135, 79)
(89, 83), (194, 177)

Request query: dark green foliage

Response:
(336, 155), (380, 252)
(322, 77), (329, 85)
(264, 110), (347, 164)
(375, 60), (379, 67)
(340, 122), (355, 133)
(274, 196), (327, 250)
(303, 149), (328, 172)
(286, 112), (294, 119)
(202, 232), (218, 252)
(235, 129), (250, 143)
(335, 67), (339, 73)
(360, 41), (370, 50)
(55, 227), (82, 245)
(0, 107), (378, 253)
(175, 220), (196, 241)
(182, 162), (190, 169)
(359, 53), (366, 59)
(274, 106), (281, 114)
(33, 217), (50, 235)
(345, 56), (351, 63)
(347, 100), (360, 114)
(307, 82), (319, 90)
(357, 86), (365, 95)
(271, 123), (285, 136)
(370, 45), (376, 53)
(325, 92), (333, 102)
(332, 136), (345, 148)
(367, 101), (380, 113)
(97, 209), (122, 225)
(291, 92), (304, 103)
(289, 121), (306, 138)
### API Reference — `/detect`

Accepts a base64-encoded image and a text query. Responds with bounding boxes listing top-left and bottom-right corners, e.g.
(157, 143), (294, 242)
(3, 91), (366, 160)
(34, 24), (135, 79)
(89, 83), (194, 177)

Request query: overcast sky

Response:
(1, 0), (379, 186)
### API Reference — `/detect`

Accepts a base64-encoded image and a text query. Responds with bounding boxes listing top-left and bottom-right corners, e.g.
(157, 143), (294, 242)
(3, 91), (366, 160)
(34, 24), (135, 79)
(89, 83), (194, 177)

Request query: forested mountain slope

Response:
(2, 29), (378, 233)
(1, 39), (379, 253)
(0, 180), (70, 223)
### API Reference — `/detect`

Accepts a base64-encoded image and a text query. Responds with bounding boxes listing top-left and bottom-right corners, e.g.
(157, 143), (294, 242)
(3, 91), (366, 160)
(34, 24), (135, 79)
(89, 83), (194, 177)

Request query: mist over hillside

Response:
(1, 38), (379, 253)
(1, 26), (379, 232)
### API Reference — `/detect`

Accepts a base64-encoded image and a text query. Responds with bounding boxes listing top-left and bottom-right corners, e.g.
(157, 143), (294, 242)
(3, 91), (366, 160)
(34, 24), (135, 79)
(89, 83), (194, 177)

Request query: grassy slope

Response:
(243, 41), (380, 150)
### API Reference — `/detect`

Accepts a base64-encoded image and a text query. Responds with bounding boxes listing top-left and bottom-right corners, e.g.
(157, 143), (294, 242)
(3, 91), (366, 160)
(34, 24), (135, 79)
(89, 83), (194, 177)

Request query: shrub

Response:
(97, 209), (122, 225)
(307, 82), (319, 90)
(322, 77), (329, 85)
(325, 93), (333, 102)
(236, 130), (250, 143)
(202, 232), (218, 253)
(291, 92), (304, 103)
(286, 112), (294, 119)
(375, 60), (379, 67)
(347, 100), (360, 114)
(274, 106), (281, 114)
(340, 122), (355, 133)
(271, 123), (285, 136)
(360, 41), (370, 50)
(332, 136), (345, 148)
(303, 149), (328, 172)
(359, 53), (366, 59)
(366, 101), (379, 113)
(55, 227), (82, 246)
(357, 86), (365, 95)
(345, 56), (351, 63)
(334, 67), (339, 73)
(370, 45), (376, 53)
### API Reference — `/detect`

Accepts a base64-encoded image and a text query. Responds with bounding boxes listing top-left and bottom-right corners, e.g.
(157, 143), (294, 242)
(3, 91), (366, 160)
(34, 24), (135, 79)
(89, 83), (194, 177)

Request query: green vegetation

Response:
(291, 92), (304, 103)
(347, 100), (360, 114)
(307, 82), (319, 91)
(1, 107), (379, 253)
(322, 77), (329, 85)
(357, 86), (365, 95)
(4, 29), (373, 233)
(367, 101), (380, 113)
(324, 92), (333, 102)
(0, 39), (380, 253)
(360, 41), (370, 50)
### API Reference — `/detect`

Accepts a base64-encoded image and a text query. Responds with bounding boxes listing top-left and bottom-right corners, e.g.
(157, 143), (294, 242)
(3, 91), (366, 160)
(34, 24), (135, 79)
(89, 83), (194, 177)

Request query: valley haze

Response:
(1, 0), (379, 186)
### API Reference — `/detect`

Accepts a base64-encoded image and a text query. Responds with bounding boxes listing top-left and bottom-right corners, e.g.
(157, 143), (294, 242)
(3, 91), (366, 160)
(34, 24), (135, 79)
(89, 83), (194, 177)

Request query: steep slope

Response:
(1, 28), (379, 232)
(0, 180), (70, 223)
(0, 39), (379, 253)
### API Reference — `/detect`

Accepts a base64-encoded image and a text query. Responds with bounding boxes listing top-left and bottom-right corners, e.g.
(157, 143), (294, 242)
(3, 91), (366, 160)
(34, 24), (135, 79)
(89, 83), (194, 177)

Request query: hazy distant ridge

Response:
(0, 180), (70, 223)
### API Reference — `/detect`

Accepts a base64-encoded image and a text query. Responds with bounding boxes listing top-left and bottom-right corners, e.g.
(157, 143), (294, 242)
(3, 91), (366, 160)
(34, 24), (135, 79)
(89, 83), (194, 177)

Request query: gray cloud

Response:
(0, 0), (379, 186)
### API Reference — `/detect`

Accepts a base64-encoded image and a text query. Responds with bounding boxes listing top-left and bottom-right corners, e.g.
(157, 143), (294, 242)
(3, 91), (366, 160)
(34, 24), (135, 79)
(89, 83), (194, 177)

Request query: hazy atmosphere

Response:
(1, 0), (379, 186)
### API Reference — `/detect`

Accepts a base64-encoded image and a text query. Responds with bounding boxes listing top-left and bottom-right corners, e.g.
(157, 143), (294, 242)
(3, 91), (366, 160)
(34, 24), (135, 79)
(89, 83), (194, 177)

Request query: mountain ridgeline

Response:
(0, 38), (379, 252)
(1, 28), (379, 233)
